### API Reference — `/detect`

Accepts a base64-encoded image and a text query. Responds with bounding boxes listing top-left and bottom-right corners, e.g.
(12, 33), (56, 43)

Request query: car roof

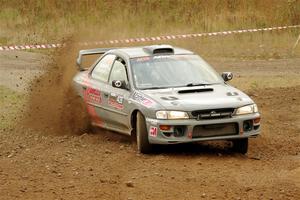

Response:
(110, 45), (194, 58)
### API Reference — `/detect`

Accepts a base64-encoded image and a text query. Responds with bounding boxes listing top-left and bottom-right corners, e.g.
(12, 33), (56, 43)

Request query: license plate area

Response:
(192, 123), (238, 138)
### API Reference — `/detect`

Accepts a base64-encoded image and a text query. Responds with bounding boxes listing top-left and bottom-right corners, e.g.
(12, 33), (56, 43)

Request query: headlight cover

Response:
(235, 104), (258, 115)
(156, 111), (189, 119)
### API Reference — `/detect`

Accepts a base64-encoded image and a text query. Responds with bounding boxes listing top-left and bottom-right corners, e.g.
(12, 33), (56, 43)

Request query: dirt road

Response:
(0, 50), (299, 200)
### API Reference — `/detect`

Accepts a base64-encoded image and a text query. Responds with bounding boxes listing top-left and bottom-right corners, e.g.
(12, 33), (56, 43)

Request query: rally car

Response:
(73, 44), (261, 154)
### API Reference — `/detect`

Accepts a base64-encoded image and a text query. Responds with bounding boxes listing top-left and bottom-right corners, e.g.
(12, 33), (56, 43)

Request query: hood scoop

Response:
(178, 88), (213, 94)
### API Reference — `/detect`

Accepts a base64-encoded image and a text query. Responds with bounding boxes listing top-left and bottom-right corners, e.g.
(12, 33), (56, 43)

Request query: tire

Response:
(232, 138), (248, 154)
(136, 112), (153, 154)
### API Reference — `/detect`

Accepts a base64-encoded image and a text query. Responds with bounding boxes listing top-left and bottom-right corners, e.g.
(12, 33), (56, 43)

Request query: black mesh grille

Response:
(191, 108), (235, 120)
(192, 123), (238, 138)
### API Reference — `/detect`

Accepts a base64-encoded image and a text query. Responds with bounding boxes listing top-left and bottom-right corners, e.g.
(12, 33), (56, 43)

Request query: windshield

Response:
(130, 55), (223, 89)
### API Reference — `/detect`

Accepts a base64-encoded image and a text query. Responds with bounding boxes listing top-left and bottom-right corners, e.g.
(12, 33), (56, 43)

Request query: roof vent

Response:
(143, 45), (174, 55)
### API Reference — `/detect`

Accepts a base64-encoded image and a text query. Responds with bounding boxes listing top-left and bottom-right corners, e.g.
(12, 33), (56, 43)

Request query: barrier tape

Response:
(1, 25), (300, 51)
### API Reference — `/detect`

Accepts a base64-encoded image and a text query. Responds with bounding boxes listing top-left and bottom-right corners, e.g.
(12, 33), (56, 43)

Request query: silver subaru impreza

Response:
(73, 45), (261, 154)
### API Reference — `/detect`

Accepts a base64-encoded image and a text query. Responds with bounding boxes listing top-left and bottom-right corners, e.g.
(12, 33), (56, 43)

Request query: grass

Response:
(0, 86), (25, 132)
(0, 0), (299, 58)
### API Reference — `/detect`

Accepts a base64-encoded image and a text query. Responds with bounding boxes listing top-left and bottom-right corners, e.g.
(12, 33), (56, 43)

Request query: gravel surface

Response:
(0, 51), (299, 200)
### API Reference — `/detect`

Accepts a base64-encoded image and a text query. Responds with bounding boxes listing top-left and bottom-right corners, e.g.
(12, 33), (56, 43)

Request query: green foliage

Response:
(0, 0), (299, 57)
(0, 0), (299, 42)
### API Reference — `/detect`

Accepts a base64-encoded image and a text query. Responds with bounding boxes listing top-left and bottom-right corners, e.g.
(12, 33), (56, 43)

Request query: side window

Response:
(91, 54), (116, 82)
(109, 58), (128, 85)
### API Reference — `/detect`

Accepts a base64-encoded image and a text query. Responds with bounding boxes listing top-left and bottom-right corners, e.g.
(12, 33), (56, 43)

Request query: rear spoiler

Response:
(76, 47), (117, 71)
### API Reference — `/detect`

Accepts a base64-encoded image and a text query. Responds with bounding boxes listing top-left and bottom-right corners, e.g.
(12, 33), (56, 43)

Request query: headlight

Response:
(156, 111), (189, 119)
(235, 104), (258, 115)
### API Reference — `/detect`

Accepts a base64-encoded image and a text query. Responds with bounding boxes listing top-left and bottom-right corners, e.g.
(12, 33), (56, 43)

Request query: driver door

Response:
(105, 57), (131, 134)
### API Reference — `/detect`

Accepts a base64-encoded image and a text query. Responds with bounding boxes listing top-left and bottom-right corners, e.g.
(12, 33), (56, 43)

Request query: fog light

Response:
(243, 120), (253, 132)
(173, 127), (184, 137)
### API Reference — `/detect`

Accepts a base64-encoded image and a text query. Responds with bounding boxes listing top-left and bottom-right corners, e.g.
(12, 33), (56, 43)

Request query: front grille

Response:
(191, 108), (234, 120)
(192, 123), (238, 138)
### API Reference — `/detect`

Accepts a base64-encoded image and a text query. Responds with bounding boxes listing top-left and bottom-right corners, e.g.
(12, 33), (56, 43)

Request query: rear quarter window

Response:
(91, 54), (116, 82)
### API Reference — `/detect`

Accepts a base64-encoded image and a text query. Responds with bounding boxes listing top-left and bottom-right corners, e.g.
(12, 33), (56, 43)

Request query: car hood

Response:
(141, 84), (254, 111)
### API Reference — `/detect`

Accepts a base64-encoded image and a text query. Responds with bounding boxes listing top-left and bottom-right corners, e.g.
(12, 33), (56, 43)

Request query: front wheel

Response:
(136, 112), (153, 154)
(232, 138), (248, 154)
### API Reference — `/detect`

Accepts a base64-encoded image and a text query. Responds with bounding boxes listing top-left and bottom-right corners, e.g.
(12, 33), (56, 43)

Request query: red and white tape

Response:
(1, 25), (300, 51)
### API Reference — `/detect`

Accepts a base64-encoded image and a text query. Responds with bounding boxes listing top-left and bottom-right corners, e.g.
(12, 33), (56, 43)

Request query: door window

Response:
(109, 58), (128, 85)
(91, 54), (116, 82)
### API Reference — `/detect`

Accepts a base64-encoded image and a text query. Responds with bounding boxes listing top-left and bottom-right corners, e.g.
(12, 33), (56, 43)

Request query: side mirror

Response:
(112, 80), (128, 90)
(222, 72), (233, 82)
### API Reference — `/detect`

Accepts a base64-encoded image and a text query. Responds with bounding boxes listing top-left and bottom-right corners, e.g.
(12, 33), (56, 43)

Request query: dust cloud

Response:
(23, 39), (90, 135)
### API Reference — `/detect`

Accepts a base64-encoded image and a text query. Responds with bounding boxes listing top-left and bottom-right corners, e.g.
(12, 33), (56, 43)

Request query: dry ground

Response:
(0, 50), (299, 200)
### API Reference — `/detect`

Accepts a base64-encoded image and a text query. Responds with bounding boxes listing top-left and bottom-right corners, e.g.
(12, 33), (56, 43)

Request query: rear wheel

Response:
(136, 112), (153, 154)
(232, 138), (248, 154)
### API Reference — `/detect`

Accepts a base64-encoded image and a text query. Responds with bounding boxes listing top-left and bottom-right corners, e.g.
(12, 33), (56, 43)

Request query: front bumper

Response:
(146, 113), (261, 144)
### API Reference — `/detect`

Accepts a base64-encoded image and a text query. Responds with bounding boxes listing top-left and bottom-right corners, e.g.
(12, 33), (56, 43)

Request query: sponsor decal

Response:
(84, 88), (102, 104)
(81, 75), (104, 127)
(132, 92), (153, 107)
(116, 95), (124, 104)
(108, 94), (124, 110)
(135, 57), (151, 62)
(149, 126), (158, 137)
(153, 55), (170, 59)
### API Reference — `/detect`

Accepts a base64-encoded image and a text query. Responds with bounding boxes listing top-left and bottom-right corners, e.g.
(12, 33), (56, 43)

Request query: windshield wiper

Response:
(185, 82), (212, 87)
(141, 83), (217, 90)
(141, 86), (168, 90)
